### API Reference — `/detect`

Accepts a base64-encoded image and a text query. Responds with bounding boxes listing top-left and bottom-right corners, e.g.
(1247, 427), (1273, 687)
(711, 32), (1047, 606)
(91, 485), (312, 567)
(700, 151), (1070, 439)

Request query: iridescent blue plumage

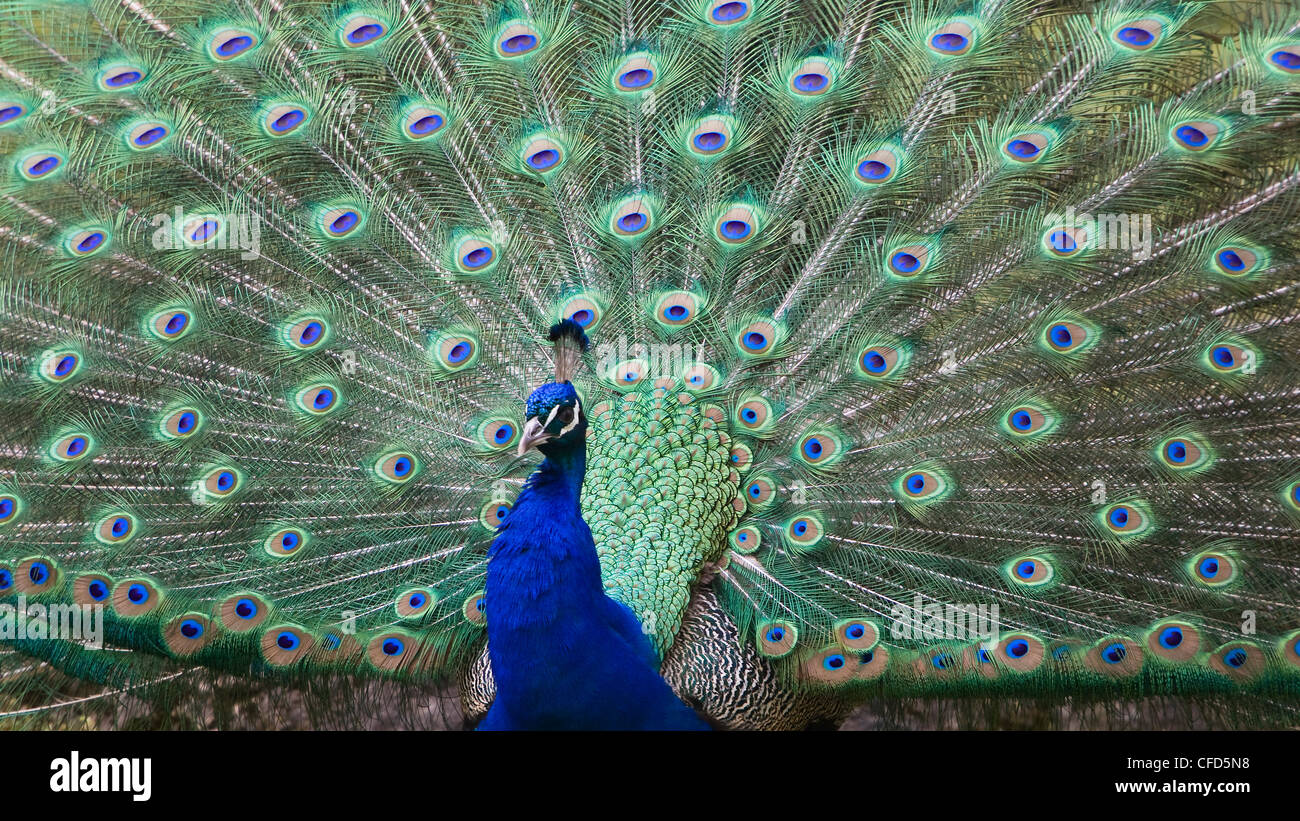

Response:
(480, 378), (707, 730)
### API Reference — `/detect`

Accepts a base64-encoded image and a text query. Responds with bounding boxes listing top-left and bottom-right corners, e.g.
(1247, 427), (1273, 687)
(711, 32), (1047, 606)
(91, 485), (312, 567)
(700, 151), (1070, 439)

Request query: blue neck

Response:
(486, 437), (600, 618)
(480, 434), (708, 729)
(531, 443), (586, 510)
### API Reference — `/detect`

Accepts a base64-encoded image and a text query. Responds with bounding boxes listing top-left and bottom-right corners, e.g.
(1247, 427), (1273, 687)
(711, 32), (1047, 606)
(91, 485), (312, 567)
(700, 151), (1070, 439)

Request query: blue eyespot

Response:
(794, 73), (827, 92)
(792, 520), (808, 536)
(133, 126), (167, 147)
(619, 68), (653, 88)
(824, 653), (845, 670)
(54, 355), (77, 377)
(1015, 560), (1036, 579)
(76, 232), (105, 253)
(1050, 324), (1072, 347)
(1010, 410), (1032, 430)
(931, 32), (968, 52)
(890, 252), (919, 272)
(215, 471), (234, 491)
(27, 155), (61, 177)
(1272, 49), (1300, 70)
(527, 148), (558, 169)
(712, 2), (747, 23)
(1118, 27), (1153, 46)
(462, 246), (493, 269)
(862, 350), (888, 373)
(766, 627), (785, 642)
(0, 105), (24, 124)
(1158, 627), (1183, 648)
(217, 35), (253, 57)
(280, 532), (299, 551)
(87, 581), (108, 601)
(742, 331), (766, 350)
(906, 473), (926, 493)
(190, 220), (219, 243)
(445, 342), (471, 364)
(856, 160), (889, 180)
(1175, 125), (1207, 147)
(1166, 441), (1187, 463)
(661, 305), (690, 324)
(408, 593), (426, 609)
(1109, 507), (1130, 528)
(330, 211), (359, 235)
(410, 114), (443, 135)
(127, 583), (149, 603)
(802, 438), (823, 459)
(347, 23), (384, 44)
(382, 638), (404, 656)
(28, 562), (49, 585)
(1006, 639), (1028, 658)
(276, 631), (300, 650)
(1212, 346), (1234, 368)
(846, 624), (865, 639)
(0, 569), (11, 590)
(1049, 230), (1077, 253)
(1217, 250), (1244, 271)
(1006, 139), (1039, 158)
(1224, 648), (1247, 668)
(493, 424), (514, 444)
(393, 457), (412, 477)
(105, 70), (143, 88)
(502, 34), (537, 53)
(694, 131), (726, 152)
(618, 212), (646, 232)
(1199, 557), (1219, 577)
(323, 633), (341, 650)
(298, 322), (323, 346)
(65, 436), (87, 457)
(271, 109), (305, 133)
(180, 619), (204, 639)
(1102, 642), (1127, 663)
(235, 598), (258, 619)
(721, 219), (751, 240)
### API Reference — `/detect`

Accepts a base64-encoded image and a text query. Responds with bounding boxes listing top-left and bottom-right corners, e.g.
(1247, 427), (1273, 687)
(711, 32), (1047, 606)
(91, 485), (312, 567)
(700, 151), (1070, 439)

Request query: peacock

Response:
(0, 0), (1298, 732)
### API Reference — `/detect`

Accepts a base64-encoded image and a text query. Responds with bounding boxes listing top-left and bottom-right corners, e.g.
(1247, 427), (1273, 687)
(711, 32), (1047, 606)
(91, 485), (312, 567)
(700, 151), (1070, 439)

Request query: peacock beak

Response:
(517, 417), (550, 456)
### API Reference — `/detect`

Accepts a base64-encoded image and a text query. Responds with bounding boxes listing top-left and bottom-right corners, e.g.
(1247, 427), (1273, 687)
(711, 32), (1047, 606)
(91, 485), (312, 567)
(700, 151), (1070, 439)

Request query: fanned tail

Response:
(0, 0), (1298, 728)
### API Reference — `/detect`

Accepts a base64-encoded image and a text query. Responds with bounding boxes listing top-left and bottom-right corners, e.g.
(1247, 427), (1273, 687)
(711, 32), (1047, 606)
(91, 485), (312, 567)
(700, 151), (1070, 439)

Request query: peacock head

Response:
(518, 381), (585, 456)
(517, 319), (590, 456)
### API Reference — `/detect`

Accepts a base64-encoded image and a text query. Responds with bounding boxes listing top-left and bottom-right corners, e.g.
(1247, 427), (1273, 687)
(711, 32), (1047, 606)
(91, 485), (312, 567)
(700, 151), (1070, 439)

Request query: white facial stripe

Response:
(559, 399), (581, 437)
(543, 404), (561, 428)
